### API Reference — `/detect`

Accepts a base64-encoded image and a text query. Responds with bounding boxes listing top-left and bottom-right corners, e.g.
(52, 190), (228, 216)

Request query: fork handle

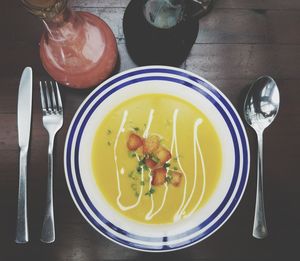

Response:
(41, 134), (55, 243)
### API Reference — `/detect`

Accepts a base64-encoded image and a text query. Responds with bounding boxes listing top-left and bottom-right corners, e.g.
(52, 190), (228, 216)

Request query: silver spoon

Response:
(244, 76), (280, 239)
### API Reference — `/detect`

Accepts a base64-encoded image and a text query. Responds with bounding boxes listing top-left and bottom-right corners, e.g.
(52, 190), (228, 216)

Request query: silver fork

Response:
(39, 81), (63, 243)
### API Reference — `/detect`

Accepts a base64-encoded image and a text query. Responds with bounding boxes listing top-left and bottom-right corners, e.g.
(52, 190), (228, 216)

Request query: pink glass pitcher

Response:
(21, 0), (118, 89)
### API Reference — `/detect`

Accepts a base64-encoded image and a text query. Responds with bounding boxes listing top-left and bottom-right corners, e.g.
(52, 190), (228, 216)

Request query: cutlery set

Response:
(15, 67), (63, 244)
(15, 66), (279, 245)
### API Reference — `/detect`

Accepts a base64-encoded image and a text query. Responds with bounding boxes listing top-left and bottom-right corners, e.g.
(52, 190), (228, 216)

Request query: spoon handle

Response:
(253, 131), (268, 239)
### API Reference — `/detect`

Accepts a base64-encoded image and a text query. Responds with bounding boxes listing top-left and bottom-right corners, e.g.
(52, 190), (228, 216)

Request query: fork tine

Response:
(50, 82), (57, 112)
(39, 81), (47, 112)
(55, 82), (63, 112)
(45, 81), (52, 111)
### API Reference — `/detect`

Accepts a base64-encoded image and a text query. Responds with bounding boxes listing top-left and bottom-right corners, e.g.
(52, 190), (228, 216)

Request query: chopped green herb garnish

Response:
(107, 141), (111, 146)
(145, 188), (155, 196)
(137, 158), (151, 172)
(106, 129), (112, 135)
(128, 151), (136, 158)
(128, 171), (138, 180)
(166, 119), (172, 126)
(164, 163), (171, 168)
(138, 158), (145, 166)
(131, 183), (137, 191)
(140, 181), (145, 186)
(174, 166), (178, 171)
(136, 166), (142, 173)
(174, 155), (183, 161)
(166, 176), (173, 184)
(133, 127), (140, 131)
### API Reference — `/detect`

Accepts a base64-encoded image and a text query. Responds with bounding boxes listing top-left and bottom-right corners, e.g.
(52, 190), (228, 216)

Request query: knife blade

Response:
(16, 67), (32, 244)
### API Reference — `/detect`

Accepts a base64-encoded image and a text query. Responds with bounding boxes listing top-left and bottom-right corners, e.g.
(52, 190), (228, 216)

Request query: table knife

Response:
(15, 67), (32, 244)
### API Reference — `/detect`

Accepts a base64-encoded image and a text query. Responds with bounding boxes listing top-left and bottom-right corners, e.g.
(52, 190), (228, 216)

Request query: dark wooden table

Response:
(1, 0), (299, 260)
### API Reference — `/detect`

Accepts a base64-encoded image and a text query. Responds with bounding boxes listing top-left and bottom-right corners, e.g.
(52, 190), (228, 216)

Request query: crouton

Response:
(151, 168), (167, 186)
(143, 135), (160, 154)
(170, 171), (182, 187)
(135, 146), (144, 158)
(155, 146), (172, 164)
(127, 133), (143, 151)
(145, 158), (157, 169)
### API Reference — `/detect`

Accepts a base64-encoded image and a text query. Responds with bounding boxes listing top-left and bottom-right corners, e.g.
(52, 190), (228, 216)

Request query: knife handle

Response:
(16, 147), (29, 243)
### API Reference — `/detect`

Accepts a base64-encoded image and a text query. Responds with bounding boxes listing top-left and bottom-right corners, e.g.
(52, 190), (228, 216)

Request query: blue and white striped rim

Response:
(64, 66), (250, 252)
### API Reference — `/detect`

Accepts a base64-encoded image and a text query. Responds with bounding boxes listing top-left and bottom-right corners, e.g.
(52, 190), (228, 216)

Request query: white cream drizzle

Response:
(143, 109), (154, 138)
(185, 123), (206, 218)
(114, 110), (144, 211)
(171, 109), (189, 222)
(177, 119), (206, 219)
(145, 183), (169, 220)
(143, 109), (157, 220)
(113, 108), (206, 222)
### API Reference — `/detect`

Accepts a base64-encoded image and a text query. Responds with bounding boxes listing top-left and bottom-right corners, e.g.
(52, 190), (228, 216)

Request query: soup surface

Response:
(92, 94), (222, 224)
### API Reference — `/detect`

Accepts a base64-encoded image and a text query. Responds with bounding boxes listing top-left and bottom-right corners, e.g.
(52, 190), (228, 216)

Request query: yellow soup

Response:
(92, 94), (222, 224)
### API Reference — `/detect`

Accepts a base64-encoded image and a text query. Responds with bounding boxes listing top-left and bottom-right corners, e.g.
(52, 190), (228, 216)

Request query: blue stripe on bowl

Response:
(64, 67), (249, 251)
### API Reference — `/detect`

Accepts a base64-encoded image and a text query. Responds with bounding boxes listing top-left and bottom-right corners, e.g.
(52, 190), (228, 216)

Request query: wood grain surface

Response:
(0, 0), (299, 260)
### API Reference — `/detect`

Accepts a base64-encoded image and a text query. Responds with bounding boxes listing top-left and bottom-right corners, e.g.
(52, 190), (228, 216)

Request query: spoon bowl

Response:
(244, 75), (280, 239)
(244, 76), (280, 132)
